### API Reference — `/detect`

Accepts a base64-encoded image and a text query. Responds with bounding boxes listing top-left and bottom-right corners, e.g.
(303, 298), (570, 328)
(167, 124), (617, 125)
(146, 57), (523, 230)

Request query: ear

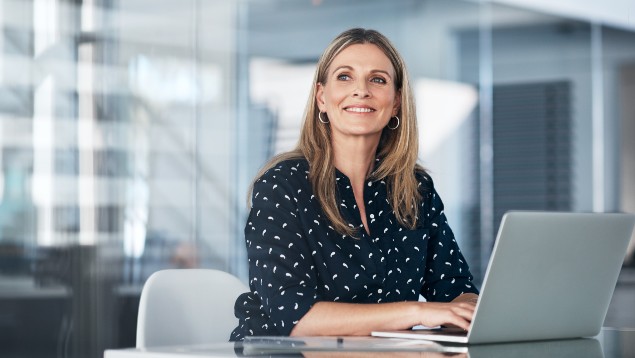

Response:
(392, 90), (402, 116)
(316, 82), (326, 112)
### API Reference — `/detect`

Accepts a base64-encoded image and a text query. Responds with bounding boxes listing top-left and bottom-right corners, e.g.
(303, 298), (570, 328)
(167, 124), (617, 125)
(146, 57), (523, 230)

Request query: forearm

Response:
(290, 301), (421, 336)
(290, 296), (479, 336)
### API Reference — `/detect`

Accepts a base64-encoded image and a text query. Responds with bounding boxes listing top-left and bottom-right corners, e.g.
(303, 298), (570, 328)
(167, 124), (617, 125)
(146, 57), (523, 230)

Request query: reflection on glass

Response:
(467, 338), (603, 358)
(239, 336), (602, 358)
(241, 336), (466, 357)
(301, 352), (465, 358)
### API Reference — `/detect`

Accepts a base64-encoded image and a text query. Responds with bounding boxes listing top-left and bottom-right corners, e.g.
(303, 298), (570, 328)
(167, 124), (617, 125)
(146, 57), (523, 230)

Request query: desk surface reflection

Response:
(104, 328), (635, 358)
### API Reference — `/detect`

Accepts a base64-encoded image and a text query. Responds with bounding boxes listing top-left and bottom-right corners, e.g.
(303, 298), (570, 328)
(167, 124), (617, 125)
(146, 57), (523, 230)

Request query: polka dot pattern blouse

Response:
(230, 159), (478, 341)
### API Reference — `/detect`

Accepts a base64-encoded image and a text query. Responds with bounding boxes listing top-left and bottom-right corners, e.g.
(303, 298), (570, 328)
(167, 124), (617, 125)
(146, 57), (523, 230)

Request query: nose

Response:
(353, 81), (370, 98)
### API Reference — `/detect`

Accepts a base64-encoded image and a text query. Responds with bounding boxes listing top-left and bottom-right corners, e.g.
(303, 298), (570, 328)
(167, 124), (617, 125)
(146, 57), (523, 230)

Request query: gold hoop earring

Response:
(387, 116), (400, 130)
(318, 112), (329, 124)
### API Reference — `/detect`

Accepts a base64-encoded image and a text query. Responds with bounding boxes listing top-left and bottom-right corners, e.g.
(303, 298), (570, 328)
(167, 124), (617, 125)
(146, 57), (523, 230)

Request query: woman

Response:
(230, 28), (479, 341)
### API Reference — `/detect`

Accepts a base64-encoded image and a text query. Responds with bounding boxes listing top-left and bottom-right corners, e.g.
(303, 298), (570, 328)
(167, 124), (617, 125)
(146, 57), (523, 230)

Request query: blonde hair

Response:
(250, 28), (424, 237)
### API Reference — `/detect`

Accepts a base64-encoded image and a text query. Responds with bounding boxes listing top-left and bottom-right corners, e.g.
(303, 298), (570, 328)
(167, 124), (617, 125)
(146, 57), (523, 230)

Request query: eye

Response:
(337, 73), (351, 81)
(370, 76), (387, 84)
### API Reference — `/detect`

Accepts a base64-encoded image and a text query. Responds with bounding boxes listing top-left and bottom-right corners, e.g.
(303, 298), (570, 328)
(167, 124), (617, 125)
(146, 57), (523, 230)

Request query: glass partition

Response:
(484, 4), (594, 251)
(601, 25), (635, 328)
(0, 0), (237, 356)
(602, 26), (635, 262)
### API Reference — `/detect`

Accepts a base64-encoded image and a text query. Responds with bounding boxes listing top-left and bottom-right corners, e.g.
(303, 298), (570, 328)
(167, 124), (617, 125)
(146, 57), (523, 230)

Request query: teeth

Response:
(346, 107), (373, 113)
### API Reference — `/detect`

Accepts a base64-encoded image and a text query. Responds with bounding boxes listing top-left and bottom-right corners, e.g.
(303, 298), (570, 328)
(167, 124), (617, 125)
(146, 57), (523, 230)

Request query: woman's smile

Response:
(344, 105), (375, 114)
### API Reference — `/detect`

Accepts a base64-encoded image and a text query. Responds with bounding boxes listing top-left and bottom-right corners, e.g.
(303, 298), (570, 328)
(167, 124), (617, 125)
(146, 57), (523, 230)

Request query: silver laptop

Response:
(372, 211), (635, 344)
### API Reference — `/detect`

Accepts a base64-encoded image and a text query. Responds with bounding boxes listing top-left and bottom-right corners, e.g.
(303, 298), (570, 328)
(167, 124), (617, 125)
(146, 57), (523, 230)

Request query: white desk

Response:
(105, 328), (635, 358)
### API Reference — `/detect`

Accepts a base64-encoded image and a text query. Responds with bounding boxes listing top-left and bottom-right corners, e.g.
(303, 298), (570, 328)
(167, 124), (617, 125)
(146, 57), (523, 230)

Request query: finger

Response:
(439, 308), (473, 330)
(451, 307), (476, 322)
(445, 314), (471, 331)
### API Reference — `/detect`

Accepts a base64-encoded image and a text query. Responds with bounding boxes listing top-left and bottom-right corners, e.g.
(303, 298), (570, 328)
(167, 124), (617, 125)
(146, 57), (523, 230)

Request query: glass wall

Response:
(0, 0), (238, 356)
(486, 5), (595, 255)
(0, 0), (634, 357)
(601, 25), (635, 328)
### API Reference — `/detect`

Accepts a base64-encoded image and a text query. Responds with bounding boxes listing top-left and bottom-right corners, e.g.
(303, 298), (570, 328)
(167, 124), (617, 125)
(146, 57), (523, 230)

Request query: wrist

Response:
(405, 301), (425, 328)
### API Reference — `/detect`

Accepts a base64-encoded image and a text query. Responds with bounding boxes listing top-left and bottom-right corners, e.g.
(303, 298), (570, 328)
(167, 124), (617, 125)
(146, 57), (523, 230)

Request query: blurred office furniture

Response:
(136, 269), (248, 348)
(492, 81), (572, 229)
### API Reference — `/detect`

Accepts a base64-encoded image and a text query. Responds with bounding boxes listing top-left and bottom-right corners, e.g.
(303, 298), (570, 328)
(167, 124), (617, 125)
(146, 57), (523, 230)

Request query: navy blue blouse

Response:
(230, 158), (478, 341)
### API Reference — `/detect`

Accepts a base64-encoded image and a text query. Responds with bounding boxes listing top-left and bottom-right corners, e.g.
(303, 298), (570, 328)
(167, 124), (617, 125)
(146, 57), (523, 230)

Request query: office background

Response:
(0, 0), (634, 357)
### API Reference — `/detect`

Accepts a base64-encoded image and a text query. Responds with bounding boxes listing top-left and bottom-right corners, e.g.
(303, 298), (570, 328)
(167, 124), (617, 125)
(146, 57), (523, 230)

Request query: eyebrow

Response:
(331, 65), (393, 79)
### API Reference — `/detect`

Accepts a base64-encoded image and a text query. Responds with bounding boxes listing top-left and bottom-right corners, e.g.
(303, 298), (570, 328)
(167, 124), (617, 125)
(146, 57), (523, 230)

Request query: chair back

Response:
(136, 269), (248, 348)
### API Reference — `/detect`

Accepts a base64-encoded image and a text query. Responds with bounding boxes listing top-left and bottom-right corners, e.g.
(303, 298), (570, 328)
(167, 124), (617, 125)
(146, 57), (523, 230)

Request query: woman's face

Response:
(316, 43), (400, 142)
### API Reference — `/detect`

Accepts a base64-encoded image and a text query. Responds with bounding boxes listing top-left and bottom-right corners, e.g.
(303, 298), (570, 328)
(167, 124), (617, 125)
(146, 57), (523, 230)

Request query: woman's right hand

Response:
(414, 301), (476, 331)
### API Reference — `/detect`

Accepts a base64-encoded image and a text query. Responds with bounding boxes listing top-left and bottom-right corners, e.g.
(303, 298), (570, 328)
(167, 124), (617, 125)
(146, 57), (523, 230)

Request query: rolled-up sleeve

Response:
(245, 172), (321, 335)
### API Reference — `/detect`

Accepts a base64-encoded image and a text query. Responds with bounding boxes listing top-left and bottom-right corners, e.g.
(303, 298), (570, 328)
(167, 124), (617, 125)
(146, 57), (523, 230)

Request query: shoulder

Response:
(414, 166), (434, 196)
(256, 158), (309, 184)
(251, 158), (310, 202)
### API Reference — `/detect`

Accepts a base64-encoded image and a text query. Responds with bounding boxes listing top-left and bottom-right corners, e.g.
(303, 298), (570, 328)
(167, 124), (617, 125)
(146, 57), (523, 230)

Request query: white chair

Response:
(136, 269), (248, 348)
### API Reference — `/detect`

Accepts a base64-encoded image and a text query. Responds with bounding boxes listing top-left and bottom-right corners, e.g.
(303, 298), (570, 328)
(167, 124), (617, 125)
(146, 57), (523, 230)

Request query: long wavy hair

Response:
(250, 28), (424, 237)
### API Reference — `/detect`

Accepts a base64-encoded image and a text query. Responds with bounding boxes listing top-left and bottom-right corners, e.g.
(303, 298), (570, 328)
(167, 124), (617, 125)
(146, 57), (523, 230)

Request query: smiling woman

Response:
(230, 28), (479, 341)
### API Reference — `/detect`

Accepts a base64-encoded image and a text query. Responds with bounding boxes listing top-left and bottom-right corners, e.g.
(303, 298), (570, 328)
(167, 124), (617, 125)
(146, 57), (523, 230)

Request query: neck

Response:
(332, 134), (380, 185)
